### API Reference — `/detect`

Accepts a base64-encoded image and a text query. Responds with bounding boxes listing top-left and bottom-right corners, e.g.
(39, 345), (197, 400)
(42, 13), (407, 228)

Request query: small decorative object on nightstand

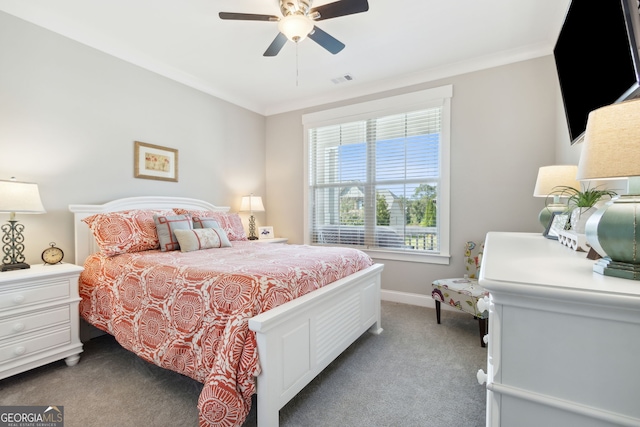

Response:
(42, 242), (64, 265)
(0, 263), (84, 380)
(258, 226), (274, 239)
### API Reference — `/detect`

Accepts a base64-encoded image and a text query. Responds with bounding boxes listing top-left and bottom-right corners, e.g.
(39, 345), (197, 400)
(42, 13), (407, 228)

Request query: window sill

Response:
(363, 248), (450, 265)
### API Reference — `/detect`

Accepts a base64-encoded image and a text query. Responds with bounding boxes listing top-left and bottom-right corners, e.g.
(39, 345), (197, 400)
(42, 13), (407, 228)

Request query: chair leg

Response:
(478, 317), (487, 348)
(435, 300), (441, 324)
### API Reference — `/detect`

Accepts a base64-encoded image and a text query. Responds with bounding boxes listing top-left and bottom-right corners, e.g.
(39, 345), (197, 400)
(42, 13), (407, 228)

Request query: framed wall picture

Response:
(543, 212), (569, 240)
(258, 226), (274, 240)
(134, 141), (178, 182)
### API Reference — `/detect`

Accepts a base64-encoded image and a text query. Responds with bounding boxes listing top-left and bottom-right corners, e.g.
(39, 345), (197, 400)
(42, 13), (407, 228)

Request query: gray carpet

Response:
(0, 302), (487, 427)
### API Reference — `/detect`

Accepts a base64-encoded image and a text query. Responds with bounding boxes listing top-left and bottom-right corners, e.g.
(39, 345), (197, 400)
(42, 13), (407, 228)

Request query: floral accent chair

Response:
(430, 241), (489, 347)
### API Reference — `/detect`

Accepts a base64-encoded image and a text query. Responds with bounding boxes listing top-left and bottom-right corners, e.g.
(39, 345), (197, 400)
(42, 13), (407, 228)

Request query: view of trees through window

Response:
(341, 185), (437, 228)
(309, 106), (442, 252)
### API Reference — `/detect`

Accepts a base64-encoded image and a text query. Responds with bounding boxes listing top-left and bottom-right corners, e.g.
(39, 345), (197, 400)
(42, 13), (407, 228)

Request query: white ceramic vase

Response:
(570, 202), (604, 234)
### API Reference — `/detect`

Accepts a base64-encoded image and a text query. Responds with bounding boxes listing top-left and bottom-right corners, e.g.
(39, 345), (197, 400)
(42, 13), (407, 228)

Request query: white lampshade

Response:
(533, 165), (580, 197)
(278, 14), (314, 42)
(577, 98), (640, 185)
(0, 179), (46, 214)
(240, 195), (265, 213)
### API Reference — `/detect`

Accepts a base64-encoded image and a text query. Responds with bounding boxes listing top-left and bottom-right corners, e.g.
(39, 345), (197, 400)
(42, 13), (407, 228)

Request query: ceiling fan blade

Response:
(264, 33), (288, 57)
(310, 0), (369, 21)
(219, 12), (279, 22)
(308, 26), (345, 54)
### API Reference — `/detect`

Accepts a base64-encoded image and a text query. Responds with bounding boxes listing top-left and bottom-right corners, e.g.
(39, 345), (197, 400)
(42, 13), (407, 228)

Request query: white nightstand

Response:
(0, 263), (84, 380)
(255, 238), (288, 243)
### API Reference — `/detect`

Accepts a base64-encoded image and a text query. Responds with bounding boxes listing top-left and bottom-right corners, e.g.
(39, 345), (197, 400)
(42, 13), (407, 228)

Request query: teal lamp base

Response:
(538, 204), (567, 229)
(586, 194), (640, 281)
(593, 257), (640, 280)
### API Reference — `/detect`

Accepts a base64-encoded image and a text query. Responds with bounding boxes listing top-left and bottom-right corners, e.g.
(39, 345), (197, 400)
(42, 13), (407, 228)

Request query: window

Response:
(303, 86), (451, 263)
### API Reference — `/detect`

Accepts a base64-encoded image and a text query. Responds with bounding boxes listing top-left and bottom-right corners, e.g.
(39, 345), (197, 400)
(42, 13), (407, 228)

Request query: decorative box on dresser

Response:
(0, 263), (84, 380)
(478, 232), (640, 427)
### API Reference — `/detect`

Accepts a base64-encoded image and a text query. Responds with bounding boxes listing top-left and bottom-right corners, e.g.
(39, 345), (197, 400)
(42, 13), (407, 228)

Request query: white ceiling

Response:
(0, 0), (572, 116)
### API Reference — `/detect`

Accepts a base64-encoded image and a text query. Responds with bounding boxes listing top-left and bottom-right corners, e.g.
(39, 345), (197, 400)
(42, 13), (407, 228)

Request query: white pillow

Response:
(173, 228), (232, 252)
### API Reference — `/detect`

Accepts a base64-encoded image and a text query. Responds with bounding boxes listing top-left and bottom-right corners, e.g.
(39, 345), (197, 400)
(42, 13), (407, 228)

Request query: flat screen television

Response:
(554, 0), (640, 145)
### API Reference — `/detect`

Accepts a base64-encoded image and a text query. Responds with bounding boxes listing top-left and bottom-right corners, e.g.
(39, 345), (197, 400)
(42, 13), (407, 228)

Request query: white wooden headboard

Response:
(68, 196), (230, 265)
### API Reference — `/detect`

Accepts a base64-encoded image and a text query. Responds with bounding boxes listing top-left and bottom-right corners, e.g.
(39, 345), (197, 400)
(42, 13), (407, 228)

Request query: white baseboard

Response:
(381, 289), (457, 313)
(381, 289), (434, 307)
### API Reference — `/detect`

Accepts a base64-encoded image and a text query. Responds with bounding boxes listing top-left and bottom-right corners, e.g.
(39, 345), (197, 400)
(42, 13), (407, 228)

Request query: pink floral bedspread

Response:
(79, 242), (373, 427)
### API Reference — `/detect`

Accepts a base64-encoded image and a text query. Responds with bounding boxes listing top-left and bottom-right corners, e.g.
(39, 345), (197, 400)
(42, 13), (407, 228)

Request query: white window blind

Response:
(304, 86), (451, 258)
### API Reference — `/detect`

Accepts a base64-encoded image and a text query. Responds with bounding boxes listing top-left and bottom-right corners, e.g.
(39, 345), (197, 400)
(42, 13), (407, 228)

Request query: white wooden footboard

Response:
(249, 262), (384, 427)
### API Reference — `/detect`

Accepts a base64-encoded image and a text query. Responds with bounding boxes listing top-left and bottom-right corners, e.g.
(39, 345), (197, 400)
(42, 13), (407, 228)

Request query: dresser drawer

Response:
(0, 306), (70, 340)
(0, 279), (70, 312)
(0, 328), (71, 364)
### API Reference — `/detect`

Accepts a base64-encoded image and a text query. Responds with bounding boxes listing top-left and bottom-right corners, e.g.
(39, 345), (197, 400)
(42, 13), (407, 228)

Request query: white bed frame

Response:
(69, 196), (384, 427)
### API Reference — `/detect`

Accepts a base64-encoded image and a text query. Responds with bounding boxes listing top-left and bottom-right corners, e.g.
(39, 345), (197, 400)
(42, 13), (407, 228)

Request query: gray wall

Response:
(266, 56), (568, 299)
(0, 12), (266, 265)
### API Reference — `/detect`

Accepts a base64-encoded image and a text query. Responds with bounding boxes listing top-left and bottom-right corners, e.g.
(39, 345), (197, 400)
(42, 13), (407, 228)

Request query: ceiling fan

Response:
(219, 0), (369, 57)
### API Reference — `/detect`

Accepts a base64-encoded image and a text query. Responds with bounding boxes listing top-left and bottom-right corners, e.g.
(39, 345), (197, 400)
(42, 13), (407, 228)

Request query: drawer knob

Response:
(477, 369), (488, 385)
(483, 334), (489, 345)
(12, 322), (25, 333)
(14, 346), (26, 356)
(12, 295), (25, 304)
(477, 296), (490, 312)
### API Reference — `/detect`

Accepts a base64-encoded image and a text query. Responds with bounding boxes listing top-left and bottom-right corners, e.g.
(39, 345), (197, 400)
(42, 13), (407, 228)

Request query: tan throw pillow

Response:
(174, 228), (232, 252)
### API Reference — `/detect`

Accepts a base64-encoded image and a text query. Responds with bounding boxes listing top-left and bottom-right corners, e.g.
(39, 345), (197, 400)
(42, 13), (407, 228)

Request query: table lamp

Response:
(533, 165), (580, 229)
(0, 178), (46, 271)
(240, 194), (265, 240)
(576, 99), (640, 280)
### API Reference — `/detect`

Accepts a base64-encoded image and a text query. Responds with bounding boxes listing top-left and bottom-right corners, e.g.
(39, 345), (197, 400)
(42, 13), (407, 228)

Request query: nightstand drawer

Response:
(0, 306), (70, 340)
(0, 328), (71, 364)
(0, 279), (70, 312)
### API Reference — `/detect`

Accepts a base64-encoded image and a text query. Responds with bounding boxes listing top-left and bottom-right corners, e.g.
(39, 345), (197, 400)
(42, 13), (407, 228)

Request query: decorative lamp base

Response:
(2, 219), (30, 272)
(1, 262), (30, 272)
(538, 203), (567, 229)
(247, 214), (258, 240)
(586, 195), (640, 281)
(592, 257), (640, 280)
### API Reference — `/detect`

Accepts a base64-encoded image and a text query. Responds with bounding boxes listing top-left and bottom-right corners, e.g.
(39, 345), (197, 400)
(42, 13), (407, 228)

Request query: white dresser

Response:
(479, 232), (640, 427)
(0, 263), (84, 379)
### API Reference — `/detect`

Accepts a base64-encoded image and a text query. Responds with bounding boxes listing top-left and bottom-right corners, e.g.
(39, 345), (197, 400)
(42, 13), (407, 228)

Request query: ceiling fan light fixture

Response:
(278, 14), (314, 42)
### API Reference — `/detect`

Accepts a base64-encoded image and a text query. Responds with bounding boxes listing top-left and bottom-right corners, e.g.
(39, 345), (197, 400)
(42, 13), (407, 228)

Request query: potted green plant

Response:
(551, 185), (617, 234)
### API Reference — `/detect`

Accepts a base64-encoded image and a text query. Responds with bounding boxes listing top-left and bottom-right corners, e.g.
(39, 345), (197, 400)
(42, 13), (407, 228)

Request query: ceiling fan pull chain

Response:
(296, 42), (300, 87)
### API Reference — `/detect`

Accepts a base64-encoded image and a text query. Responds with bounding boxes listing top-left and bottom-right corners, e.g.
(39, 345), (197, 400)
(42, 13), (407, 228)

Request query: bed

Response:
(69, 196), (384, 427)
